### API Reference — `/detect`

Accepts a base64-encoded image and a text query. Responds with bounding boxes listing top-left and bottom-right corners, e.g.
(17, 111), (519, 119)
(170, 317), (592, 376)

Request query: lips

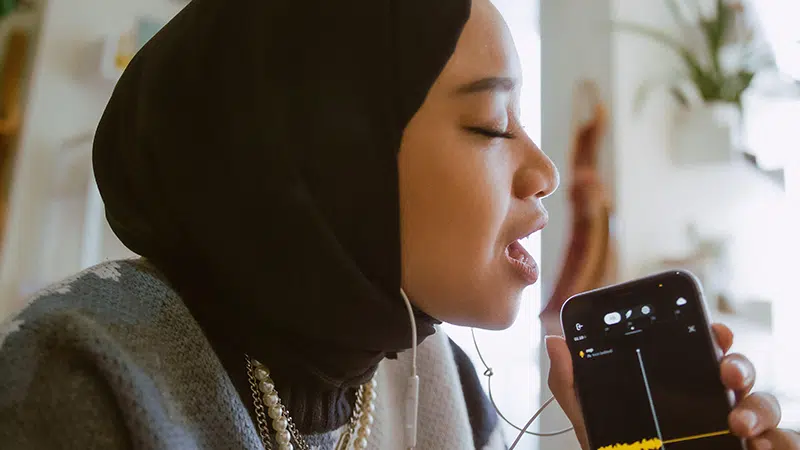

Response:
(505, 239), (539, 284)
(502, 210), (547, 285)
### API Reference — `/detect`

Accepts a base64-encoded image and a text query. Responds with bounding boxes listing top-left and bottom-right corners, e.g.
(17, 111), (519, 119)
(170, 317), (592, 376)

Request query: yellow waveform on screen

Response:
(597, 430), (732, 450)
(597, 438), (663, 450)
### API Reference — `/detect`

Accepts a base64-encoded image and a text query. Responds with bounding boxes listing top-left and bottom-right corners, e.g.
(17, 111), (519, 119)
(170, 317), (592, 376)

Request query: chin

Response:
(444, 291), (525, 331)
(480, 301), (523, 330)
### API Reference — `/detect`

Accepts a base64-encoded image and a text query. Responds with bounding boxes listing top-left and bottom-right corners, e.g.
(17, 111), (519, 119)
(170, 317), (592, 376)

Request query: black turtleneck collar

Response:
(92, 0), (471, 434)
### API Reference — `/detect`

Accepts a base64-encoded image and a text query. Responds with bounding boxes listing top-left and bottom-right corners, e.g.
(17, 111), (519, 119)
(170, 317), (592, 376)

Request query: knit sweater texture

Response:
(0, 259), (506, 449)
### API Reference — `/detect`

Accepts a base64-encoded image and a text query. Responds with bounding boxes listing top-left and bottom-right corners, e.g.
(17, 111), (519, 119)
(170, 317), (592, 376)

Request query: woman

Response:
(0, 0), (795, 448)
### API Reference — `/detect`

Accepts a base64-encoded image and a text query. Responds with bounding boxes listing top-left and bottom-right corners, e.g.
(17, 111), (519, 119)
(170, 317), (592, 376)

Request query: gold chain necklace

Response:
(245, 355), (377, 450)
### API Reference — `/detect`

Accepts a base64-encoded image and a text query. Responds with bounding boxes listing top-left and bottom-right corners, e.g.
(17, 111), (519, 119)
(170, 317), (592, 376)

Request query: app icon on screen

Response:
(604, 312), (622, 325)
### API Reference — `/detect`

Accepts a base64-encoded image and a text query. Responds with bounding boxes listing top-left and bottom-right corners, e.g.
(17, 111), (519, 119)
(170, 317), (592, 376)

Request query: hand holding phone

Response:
(558, 270), (744, 450)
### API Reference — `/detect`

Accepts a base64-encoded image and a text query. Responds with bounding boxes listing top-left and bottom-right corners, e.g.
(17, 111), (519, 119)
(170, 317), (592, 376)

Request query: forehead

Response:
(436, 0), (521, 89)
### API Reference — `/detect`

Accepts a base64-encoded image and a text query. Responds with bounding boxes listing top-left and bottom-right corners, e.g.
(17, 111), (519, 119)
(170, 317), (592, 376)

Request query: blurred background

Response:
(0, 0), (796, 449)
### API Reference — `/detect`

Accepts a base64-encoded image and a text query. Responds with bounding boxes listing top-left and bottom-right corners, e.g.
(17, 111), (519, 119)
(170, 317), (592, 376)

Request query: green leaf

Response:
(615, 21), (714, 80)
(619, 1), (760, 109)
(711, 0), (735, 72)
(685, 59), (719, 101)
(670, 87), (691, 108)
(0, 0), (16, 17)
(680, 49), (716, 95)
(633, 73), (689, 112)
(731, 70), (755, 101)
(716, 0), (732, 39)
(738, 70), (756, 87)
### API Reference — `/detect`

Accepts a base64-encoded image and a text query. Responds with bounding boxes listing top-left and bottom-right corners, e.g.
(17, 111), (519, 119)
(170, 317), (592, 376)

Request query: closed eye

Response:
(464, 126), (516, 140)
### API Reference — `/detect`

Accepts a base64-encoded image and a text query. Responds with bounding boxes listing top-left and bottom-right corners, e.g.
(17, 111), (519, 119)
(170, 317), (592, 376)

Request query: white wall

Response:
(776, 163), (800, 415)
(538, 0), (797, 446)
(612, 0), (681, 279)
(539, 1), (614, 448)
(0, 0), (183, 318)
(611, 0), (790, 304)
(540, 0), (616, 300)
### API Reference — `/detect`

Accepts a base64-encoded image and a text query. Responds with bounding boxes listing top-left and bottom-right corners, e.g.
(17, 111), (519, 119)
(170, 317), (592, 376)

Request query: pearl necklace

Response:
(245, 355), (377, 450)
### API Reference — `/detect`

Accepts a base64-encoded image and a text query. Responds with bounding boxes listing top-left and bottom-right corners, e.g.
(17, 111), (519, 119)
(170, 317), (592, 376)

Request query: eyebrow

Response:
(454, 76), (517, 95)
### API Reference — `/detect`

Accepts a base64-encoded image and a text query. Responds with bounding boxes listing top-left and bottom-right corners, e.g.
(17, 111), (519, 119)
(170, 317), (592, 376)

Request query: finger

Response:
(545, 336), (578, 415)
(712, 323), (734, 354)
(729, 392), (782, 438)
(720, 353), (756, 396)
(749, 429), (800, 450)
(545, 336), (589, 449)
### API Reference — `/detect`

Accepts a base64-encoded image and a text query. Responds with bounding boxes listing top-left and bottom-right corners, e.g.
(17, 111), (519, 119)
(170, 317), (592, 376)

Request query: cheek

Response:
(399, 129), (515, 322)
(402, 133), (508, 261)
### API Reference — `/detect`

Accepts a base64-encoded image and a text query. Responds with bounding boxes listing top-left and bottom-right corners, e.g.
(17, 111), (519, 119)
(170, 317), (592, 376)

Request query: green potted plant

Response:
(620, 0), (771, 111)
(618, 0), (776, 158)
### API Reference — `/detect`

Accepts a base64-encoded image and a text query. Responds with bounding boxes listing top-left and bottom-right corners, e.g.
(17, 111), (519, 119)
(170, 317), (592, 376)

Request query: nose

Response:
(512, 140), (560, 201)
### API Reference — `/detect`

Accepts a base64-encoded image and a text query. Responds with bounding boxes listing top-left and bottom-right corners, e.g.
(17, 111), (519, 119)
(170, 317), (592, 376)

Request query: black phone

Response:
(560, 270), (745, 450)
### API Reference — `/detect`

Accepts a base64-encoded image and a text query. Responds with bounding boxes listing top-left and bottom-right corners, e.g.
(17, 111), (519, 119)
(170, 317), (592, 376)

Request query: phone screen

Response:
(561, 271), (744, 450)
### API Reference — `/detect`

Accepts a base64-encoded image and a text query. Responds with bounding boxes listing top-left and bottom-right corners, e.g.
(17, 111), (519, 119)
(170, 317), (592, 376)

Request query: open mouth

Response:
(505, 238), (539, 284)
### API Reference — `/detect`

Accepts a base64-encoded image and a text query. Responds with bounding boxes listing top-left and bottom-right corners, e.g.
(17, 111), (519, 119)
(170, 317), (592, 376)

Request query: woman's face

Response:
(399, 0), (559, 330)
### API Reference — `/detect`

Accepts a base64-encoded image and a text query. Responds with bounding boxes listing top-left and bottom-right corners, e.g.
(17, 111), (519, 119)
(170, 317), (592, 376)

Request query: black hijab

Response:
(93, 0), (471, 434)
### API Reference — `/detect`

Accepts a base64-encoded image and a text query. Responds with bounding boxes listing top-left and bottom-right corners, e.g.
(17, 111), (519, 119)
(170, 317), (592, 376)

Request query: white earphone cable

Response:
(399, 289), (419, 450)
(470, 328), (574, 449)
(399, 290), (574, 449)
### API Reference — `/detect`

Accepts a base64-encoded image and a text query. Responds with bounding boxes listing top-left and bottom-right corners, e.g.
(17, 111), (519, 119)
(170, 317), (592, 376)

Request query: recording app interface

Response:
(564, 277), (742, 450)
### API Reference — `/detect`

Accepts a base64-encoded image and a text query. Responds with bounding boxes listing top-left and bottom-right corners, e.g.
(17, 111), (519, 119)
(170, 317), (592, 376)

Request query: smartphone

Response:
(560, 270), (744, 450)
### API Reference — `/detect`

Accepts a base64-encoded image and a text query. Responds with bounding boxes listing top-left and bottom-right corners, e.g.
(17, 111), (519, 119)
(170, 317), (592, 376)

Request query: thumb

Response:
(545, 335), (574, 395)
(546, 335), (589, 449)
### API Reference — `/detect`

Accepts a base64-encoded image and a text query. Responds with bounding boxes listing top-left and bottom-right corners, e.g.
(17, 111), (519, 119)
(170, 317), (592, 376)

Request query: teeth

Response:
(507, 242), (527, 263)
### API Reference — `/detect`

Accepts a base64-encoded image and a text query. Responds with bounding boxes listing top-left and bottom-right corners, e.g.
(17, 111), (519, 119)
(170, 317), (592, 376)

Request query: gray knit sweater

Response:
(0, 259), (506, 449)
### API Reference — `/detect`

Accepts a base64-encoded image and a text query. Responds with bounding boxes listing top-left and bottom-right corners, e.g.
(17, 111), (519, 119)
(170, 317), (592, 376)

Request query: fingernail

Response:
(751, 437), (772, 450)
(730, 358), (755, 385)
(738, 409), (758, 433)
(544, 335), (562, 344)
